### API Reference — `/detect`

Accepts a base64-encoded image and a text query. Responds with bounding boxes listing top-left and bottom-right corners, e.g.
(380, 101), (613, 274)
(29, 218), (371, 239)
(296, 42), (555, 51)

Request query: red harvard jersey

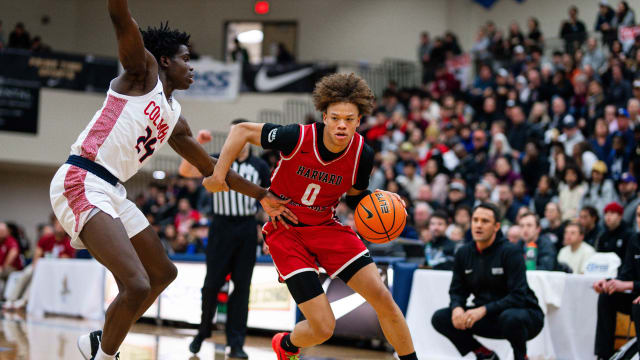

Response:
(269, 123), (365, 226)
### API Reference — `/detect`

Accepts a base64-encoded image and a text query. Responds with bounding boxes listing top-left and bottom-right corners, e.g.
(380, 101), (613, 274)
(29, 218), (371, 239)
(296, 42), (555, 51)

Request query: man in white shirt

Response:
(557, 221), (595, 274)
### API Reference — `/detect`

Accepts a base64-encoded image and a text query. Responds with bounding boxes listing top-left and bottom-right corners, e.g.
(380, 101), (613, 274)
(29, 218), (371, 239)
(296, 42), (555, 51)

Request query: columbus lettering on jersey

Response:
(144, 101), (169, 143)
(296, 165), (343, 186)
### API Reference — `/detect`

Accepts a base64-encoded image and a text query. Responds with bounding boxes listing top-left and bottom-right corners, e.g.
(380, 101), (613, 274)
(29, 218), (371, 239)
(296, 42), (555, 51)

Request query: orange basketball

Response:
(354, 191), (407, 244)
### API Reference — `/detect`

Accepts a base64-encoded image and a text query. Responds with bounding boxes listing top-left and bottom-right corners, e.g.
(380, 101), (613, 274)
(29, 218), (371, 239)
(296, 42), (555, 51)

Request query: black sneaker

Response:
(189, 334), (205, 354)
(476, 351), (499, 360)
(228, 346), (249, 359)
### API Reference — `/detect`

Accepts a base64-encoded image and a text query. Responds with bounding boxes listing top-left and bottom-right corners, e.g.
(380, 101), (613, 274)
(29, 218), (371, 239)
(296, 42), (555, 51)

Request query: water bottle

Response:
(424, 243), (433, 267)
(525, 241), (538, 270)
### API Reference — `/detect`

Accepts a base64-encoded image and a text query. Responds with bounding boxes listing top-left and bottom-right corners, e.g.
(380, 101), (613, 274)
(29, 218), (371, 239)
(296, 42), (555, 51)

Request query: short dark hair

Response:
(473, 202), (500, 223)
(231, 118), (249, 125)
(566, 221), (585, 235)
(430, 210), (449, 224)
(581, 205), (599, 223)
(519, 211), (541, 227)
(141, 22), (191, 64)
(455, 204), (472, 217)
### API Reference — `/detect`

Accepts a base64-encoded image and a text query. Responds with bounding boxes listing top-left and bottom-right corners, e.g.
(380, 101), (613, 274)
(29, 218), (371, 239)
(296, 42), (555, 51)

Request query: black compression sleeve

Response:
(353, 143), (375, 190)
(261, 123), (301, 156)
(345, 189), (372, 210)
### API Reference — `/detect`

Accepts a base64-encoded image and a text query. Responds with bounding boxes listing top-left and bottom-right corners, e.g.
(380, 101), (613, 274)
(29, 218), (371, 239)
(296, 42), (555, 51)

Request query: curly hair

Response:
(312, 73), (375, 116)
(140, 22), (191, 64)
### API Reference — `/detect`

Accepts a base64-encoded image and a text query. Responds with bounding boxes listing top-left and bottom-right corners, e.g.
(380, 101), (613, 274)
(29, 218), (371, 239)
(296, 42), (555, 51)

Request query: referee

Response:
(179, 119), (271, 358)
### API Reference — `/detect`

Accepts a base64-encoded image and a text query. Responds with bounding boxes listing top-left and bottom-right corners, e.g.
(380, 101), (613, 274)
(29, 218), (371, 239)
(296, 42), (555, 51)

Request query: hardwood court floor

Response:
(0, 314), (396, 360)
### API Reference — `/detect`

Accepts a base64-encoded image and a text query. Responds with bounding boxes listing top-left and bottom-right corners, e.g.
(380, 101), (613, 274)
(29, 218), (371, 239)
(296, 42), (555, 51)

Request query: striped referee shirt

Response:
(210, 153), (271, 217)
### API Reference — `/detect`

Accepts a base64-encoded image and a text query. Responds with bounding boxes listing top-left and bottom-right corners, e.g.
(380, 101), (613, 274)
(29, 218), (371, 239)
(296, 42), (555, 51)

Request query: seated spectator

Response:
(579, 206), (604, 247)
(507, 225), (522, 244)
(8, 22), (30, 49)
(0, 223), (23, 296)
(517, 212), (557, 270)
(531, 175), (557, 218)
(557, 164), (588, 222)
(3, 218), (74, 310)
(617, 172), (640, 225)
(174, 198), (200, 234)
(396, 160), (425, 201)
(496, 184), (523, 225)
(445, 181), (470, 216)
(592, 204), (640, 359)
(431, 203), (543, 360)
(581, 160), (618, 215)
(512, 179), (530, 208)
(558, 115), (586, 158)
(557, 221), (595, 274)
(596, 201), (632, 261)
(424, 210), (456, 270)
(541, 202), (568, 249)
(453, 205), (472, 243)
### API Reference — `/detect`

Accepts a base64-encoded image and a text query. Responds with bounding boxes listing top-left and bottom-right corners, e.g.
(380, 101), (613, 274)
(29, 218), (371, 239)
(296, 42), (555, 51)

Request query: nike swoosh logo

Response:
(255, 66), (315, 92)
(362, 205), (374, 219)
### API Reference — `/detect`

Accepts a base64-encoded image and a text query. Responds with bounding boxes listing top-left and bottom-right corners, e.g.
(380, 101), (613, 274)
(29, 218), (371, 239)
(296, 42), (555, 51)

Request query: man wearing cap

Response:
(558, 114), (585, 155)
(446, 181), (471, 217)
(612, 107), (635, 151)
(618, 173), (640, 226)
(632, 79), (640, 102)
(593, 204), (640, 359)
(595, 201), (632, 261)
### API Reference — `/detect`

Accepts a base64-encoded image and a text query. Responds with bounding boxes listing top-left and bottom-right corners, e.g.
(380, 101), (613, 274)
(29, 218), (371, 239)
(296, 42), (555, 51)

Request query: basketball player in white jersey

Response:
(49, 1), (296, 359)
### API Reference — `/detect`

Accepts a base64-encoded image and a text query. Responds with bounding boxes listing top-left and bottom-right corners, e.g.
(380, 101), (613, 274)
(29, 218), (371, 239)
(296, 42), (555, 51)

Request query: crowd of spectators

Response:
(0, 20), (51, 52)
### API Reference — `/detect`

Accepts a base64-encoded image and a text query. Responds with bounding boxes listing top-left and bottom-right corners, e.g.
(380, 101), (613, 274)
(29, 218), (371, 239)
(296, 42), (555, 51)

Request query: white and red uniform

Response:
(263, 123), (369, 280)
(50, 78), (181, 248)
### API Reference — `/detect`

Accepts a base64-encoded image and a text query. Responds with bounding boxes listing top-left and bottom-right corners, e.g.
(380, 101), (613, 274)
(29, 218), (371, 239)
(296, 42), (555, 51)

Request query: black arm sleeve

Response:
(353, 143), (375, 190)
(261, 123), (301, 157)
(345, 190), (372, 210)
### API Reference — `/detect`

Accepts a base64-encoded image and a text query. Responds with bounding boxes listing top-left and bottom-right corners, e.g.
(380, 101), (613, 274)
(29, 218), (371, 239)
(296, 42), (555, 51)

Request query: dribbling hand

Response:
(375, 189), (407, 208)
(259, 192), (298, 230)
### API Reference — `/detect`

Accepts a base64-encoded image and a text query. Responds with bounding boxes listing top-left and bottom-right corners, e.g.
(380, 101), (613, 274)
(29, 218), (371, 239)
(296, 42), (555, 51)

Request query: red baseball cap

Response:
(604, 202), (624, 215)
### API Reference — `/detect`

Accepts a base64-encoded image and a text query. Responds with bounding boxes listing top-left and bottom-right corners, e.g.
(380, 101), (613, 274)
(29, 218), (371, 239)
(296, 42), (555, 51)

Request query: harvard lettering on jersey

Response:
(262, 122), (374, 226)
(69, 78), (181, 182)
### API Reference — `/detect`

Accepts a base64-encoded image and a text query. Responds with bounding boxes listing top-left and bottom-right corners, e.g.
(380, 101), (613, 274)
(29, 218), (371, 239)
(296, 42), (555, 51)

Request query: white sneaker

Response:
(77, 330), (101, 360)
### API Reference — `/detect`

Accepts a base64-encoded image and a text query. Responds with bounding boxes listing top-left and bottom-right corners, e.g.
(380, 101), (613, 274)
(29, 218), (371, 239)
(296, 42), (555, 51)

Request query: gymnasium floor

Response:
(0, 314), (395, 360)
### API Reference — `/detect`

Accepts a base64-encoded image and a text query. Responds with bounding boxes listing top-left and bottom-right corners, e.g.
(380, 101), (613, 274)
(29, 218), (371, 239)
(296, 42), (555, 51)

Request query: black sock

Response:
(281, 334), (299, 353)
(398, 353), (418, 360)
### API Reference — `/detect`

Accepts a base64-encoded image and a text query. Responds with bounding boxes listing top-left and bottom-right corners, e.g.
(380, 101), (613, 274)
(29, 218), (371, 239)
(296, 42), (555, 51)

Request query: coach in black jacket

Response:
(432, 202), (544, 360)
(593, 204), (640, 359)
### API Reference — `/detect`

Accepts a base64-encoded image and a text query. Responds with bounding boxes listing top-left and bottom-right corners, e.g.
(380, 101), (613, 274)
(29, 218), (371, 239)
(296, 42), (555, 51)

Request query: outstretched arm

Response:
(169, 117), (297, 227)
(206, 122), (264, 192)
(108, 0), (150, 75)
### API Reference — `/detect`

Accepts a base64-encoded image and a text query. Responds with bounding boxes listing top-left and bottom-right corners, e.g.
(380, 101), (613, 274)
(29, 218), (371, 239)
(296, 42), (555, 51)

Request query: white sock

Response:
(94, 345), (116, 360)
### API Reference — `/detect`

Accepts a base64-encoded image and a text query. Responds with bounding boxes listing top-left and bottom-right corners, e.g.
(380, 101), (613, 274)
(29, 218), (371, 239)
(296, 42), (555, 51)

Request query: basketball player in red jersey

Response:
(51, 1), (295, 359)
(208, 73), (418, 360)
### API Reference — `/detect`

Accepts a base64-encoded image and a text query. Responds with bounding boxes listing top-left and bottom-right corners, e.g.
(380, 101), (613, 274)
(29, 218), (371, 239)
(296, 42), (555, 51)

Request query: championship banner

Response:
(0, 49), (117, 93)
(243, 63), (337, 93)
(619, 26), (640, 53)
(178, 57), (241, 101)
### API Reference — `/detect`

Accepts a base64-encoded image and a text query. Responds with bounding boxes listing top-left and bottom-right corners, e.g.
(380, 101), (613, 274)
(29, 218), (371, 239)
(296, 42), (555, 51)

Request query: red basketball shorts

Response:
(262, 221), (369, 282)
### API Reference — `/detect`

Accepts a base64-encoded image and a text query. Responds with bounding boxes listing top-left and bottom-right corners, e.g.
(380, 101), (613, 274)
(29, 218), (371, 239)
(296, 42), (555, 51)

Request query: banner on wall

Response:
(0, 77), (40, 134)
(178, 57), (241, 101)
(0, 49), (117, 92)
(243, 63), (337, 93)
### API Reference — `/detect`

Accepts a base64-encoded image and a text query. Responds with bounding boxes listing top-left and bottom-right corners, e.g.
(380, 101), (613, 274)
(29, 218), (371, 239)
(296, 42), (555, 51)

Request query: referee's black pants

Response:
(431, 307), (544, 360)
(197, 215), (257, 349)
(595, 292), (640, 358)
